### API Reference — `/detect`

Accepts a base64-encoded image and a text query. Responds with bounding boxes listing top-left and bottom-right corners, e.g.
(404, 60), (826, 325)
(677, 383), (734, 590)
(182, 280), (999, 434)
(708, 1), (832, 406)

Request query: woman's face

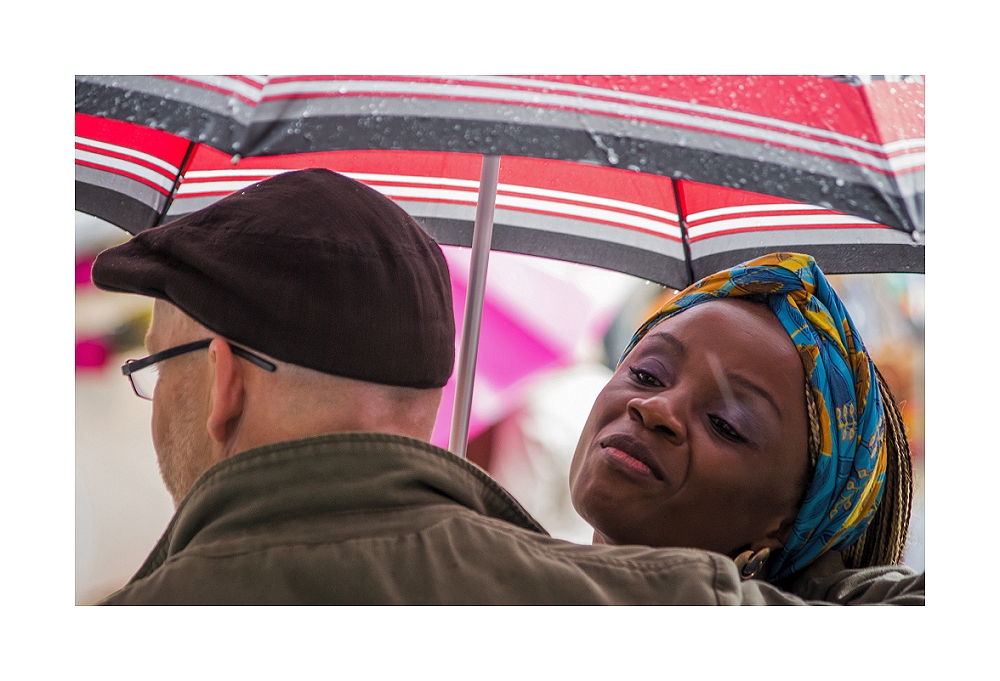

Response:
(569, 298), (810, 557)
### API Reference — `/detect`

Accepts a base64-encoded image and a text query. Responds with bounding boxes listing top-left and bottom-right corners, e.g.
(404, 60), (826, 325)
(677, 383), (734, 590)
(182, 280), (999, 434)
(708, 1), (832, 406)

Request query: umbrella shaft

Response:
(449, 155), (501, 458)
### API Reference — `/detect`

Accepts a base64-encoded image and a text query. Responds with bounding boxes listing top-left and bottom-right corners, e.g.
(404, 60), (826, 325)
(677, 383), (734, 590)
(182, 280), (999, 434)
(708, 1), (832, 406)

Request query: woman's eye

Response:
(629, 366), (661, 386)
(709, 415), (746, 443)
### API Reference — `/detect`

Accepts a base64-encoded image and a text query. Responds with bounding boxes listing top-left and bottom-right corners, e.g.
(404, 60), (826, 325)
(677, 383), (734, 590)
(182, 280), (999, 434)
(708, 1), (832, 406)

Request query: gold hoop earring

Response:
(734, 547), (771, 580)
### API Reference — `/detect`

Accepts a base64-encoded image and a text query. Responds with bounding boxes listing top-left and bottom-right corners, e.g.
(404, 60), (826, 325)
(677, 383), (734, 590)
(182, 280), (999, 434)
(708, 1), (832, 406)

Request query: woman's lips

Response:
(598, 433), (663, 481)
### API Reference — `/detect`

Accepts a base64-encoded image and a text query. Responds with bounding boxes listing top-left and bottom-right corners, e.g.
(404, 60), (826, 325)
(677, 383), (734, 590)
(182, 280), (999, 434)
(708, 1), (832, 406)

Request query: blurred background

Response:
(76, 211), (925, 605)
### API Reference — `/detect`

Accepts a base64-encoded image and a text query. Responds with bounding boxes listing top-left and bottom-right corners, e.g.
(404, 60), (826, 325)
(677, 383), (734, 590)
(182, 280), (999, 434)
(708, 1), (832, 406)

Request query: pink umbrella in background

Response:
(430, 246), (631, 449)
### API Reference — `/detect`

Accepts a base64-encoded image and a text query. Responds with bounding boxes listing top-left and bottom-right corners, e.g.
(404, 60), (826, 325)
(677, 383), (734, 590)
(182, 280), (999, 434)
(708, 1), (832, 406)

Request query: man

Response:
(92, 168), (921, 604)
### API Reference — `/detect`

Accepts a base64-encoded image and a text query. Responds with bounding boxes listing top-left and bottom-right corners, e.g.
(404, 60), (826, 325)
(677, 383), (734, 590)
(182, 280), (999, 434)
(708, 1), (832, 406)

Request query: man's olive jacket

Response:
(100, 433), (922, 605)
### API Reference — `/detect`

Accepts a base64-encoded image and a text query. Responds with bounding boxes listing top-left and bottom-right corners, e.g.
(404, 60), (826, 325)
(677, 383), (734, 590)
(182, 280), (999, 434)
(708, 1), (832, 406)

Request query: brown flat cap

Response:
(92, 168), (455, 388)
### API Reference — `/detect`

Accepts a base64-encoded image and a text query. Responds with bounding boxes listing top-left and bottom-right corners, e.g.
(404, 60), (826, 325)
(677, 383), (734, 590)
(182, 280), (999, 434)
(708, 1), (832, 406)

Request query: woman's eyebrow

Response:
(644, 330), (687, 360)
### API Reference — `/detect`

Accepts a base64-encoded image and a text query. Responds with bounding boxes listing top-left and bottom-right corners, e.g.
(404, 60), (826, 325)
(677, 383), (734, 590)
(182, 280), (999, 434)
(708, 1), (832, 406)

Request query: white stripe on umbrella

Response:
(492, 193), (680, 239)
(75, 148), (176, 193)
(887, 152), (926, 173)
(687, 203), (840, 224)
(496, 184), (678, 223)
(169, 75), (268, 103)
(348, 173), (478, 189)
(687, 213), (882, 240)
(177, 179), (275, 195)
(883, 138), (926, 154)
(183, 168), (285, 179)
(75, 136), (180, 176)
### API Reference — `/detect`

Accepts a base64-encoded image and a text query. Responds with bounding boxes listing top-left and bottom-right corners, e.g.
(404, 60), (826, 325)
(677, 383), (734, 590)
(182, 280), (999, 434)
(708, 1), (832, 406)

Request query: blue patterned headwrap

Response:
(619, 252), (887, 582)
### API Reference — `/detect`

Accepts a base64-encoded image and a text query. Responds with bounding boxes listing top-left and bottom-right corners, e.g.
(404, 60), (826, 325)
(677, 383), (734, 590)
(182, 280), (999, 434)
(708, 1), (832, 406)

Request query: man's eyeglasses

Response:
(122, 339), (277, 400)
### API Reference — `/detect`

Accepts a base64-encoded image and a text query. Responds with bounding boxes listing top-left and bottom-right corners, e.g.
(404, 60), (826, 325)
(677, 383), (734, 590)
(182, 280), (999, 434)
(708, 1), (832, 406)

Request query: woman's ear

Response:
(751, 514), (797, 554)
(205, 338), (245, 450)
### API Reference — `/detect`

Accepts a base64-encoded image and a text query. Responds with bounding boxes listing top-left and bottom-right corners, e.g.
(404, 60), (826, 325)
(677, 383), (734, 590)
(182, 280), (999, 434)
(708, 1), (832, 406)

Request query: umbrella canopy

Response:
(77, 75), (923, 283)
(76, 74), (925, 455)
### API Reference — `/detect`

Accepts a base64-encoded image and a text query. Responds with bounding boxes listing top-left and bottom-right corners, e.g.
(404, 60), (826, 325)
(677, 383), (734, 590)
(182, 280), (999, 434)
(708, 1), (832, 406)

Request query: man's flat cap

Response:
(92, 168), (455, 389)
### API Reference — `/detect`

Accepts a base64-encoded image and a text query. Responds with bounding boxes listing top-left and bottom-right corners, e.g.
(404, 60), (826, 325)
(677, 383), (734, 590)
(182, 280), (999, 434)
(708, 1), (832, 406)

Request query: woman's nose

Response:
(627, 394), (687, 444)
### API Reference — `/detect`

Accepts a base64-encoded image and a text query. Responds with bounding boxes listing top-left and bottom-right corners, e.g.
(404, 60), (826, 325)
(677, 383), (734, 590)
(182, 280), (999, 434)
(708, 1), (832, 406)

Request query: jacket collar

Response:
(132, 433), (546, 581)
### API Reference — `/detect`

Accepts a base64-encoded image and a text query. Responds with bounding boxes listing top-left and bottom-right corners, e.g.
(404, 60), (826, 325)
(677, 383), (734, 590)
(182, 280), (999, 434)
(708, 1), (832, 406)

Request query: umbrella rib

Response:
(854, 84), (921, 234)
(156, 140), (198, 228)
(671, 177), (696, 287)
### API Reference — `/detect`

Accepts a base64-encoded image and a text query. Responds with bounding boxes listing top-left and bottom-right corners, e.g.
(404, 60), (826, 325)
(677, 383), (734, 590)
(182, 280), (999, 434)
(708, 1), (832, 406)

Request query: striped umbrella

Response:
(75, 74), (925, 456)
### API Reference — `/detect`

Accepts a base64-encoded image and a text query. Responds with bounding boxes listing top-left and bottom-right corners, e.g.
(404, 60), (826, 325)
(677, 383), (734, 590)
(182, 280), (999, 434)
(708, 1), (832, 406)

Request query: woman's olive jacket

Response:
(100, 433), (922, 605)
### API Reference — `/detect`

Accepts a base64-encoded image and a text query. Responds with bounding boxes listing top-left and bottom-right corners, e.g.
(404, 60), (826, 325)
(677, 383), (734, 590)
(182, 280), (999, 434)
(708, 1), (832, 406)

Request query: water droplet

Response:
(835, 178), (846, 187)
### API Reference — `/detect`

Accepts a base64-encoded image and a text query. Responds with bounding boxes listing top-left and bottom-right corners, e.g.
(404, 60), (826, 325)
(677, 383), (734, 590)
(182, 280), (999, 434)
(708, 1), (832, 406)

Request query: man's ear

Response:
(206, 338), (245, 449)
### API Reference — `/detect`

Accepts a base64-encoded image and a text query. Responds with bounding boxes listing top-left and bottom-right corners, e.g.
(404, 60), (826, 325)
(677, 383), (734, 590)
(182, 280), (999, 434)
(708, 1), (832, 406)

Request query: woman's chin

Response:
(573, 486), (651, 547)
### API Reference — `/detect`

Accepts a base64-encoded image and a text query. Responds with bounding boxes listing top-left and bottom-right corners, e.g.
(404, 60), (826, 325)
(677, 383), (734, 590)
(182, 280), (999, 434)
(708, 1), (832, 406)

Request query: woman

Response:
(569, 252), (914, 588)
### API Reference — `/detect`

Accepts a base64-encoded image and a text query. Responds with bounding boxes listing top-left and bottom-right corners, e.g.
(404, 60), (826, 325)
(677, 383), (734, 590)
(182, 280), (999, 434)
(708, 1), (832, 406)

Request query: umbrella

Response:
(76, 74), (925, 456)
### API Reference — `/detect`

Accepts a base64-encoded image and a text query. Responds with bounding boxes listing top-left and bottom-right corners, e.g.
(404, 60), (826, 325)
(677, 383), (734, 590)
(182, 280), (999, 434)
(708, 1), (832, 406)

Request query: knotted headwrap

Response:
(619, 252), (887, 582)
